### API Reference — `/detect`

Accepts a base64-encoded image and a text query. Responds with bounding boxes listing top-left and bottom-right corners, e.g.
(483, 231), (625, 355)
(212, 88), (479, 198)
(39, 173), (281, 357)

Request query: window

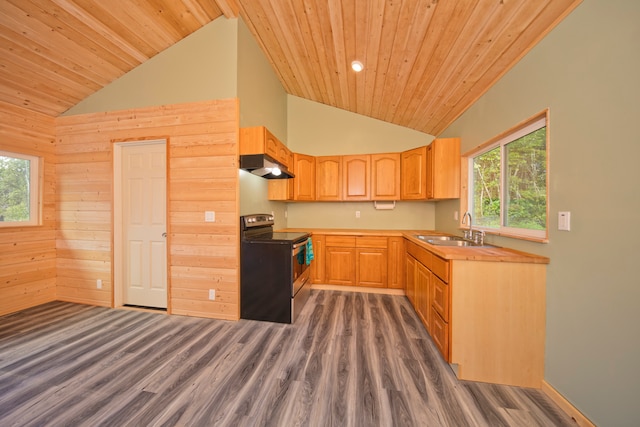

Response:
(463, 111), (549, 241)
(0, 151), (41, 227)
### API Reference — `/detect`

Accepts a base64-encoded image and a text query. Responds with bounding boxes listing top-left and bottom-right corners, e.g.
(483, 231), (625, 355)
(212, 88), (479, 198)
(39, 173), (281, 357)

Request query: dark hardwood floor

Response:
(0, 291), (576, 426)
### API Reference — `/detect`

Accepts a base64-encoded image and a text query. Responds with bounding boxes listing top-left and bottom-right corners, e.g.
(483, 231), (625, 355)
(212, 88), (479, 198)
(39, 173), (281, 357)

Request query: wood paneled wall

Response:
(55, 99), (240, 320)
(0, 102), (57, 316)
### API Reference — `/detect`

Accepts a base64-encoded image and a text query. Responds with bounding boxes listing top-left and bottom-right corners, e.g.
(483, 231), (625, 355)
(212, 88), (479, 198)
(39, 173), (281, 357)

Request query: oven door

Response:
(292, 239), (310, 294)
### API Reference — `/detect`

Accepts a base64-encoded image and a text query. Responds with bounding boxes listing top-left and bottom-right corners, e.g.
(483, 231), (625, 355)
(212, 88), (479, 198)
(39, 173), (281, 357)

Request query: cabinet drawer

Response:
(406, 240), (432, 270)
(430, 309), (450, 361)
(325, 236), (356, 247)
(356, 236), (387, 248)
(431, 254), (449, 283)
(431, 275), (449, 321)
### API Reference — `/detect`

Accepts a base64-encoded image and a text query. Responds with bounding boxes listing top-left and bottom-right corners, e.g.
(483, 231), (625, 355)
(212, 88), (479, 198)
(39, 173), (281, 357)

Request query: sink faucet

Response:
(462, 211), (472, 240)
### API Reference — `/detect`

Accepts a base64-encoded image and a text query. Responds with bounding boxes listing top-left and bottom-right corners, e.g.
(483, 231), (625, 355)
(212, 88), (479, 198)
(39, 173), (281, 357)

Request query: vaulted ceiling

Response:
(0, 0), (581, 135)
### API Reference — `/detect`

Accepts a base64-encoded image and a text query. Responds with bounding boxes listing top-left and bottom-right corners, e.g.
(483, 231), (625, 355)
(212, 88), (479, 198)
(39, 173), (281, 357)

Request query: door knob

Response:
(162, 232), (167, 237)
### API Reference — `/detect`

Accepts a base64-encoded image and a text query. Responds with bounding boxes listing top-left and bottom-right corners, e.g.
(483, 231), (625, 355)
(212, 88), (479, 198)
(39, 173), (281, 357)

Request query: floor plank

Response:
(0, 293), (576, 426)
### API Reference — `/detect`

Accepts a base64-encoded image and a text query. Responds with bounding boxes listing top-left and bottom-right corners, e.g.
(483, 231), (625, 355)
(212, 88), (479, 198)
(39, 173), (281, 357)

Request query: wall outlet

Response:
(355, 210), (361, 218)
(208, 289), (216, 300)
(96, 279), (102, 289)
(454, 211), (459, 221)
(205, 211), (215, 222)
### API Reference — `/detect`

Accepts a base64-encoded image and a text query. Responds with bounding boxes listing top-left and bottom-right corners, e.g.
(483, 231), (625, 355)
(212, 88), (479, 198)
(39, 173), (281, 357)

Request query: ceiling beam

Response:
(214, 0), (240, 18)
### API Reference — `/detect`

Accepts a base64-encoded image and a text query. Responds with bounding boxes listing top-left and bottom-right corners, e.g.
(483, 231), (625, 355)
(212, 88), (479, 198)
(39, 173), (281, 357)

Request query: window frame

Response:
(0, 150), (42, 228)
(460, 109), (550, 243)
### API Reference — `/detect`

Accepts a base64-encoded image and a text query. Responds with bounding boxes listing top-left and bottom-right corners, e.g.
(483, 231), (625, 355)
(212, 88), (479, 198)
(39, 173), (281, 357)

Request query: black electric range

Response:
(240, 214), (312, 323)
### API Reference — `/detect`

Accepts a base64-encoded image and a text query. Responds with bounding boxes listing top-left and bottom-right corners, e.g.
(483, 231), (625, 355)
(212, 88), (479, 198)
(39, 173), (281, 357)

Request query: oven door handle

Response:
(292, 239), (308, 250)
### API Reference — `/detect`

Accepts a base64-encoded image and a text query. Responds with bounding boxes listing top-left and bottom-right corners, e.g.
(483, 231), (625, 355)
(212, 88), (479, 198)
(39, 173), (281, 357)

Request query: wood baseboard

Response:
(310, 284), (405, 296)
(542, 381), (596, 427)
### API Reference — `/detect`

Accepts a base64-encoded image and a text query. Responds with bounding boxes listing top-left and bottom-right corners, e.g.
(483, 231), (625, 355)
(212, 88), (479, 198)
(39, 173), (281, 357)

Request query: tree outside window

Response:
(465, 112), (549, 241)
(0, 151), (40, 226)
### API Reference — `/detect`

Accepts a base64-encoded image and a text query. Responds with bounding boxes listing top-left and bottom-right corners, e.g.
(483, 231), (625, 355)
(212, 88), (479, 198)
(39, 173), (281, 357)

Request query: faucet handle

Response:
(472, 230), (486, 245)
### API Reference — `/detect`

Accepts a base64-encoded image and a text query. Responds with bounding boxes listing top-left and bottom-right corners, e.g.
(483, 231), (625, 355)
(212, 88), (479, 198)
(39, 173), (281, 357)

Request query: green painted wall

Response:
(63, 18), (238, 115)
(236, 18), (288, 228)
(437, 1), (640, 425)
(286, 95), (437, 229)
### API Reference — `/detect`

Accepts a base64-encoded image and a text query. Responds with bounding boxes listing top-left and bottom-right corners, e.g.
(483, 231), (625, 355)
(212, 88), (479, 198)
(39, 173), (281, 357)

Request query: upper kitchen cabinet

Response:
(401, 138), (460, 200)
(343, 155), (370, 201)
(371, 153), (401, 200)
(316, 156), (342, 201)
(401, 146), (427, 200)
(426, 138), (460, 200)
(240, 126), (292, 169)
(268, 153), (316, 201)
(292, 153), (316, 201)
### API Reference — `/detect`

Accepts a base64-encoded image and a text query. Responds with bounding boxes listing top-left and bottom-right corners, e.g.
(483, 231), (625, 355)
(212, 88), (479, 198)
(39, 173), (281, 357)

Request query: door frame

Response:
(113, 139), (169, 310)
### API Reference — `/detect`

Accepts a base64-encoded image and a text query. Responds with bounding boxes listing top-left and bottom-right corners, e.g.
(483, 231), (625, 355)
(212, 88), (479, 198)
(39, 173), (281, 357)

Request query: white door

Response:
(121, 142), (167, 308)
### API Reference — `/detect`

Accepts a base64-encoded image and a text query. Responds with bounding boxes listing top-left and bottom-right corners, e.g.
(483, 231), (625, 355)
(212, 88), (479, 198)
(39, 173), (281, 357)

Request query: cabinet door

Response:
(343, 155), (370, 200)
(431, 274), (449, 321)
(431, 308), (450, 361)
(356, 248), (387, 287)
(401, 146), (427, 200)
(268, 179), (293, 201)
(387, 237), (404, 289)
(371, 153), (401, 200)
(277, 143), (293, 169)
(426, 137), (460, 200)
(310, 234), (325, 284)
(325, 246), (356, 285)
(316, 156), (342, 201)
(405, 254), (416, 305)
(416, 262), (431, 330)
(293, 153), (316, 201)
(264, 128), (280, 160)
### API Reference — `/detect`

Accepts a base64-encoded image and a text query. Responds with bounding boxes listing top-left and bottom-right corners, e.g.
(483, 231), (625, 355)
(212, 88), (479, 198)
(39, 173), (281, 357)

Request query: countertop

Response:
(280, 228), (550, 264)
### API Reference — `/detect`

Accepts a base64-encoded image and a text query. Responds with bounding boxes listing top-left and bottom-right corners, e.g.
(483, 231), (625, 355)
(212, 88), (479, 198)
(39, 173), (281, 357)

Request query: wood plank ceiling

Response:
(0, 0), (581, 136)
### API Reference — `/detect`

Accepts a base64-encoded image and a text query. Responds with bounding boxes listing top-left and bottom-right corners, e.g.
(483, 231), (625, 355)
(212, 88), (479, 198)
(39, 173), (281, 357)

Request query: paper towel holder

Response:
(374, 201), (396, 210)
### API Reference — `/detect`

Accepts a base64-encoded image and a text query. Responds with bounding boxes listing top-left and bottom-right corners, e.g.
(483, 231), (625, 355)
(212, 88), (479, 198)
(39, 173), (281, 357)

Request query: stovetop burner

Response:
(240, 214), (309, 244)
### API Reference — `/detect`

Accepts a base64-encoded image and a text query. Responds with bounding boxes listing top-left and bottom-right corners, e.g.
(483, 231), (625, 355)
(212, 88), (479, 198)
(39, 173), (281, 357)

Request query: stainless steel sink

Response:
(414, 234), (495, 248)
(414, 235), (464, 241)
(426, 239), (477, 247)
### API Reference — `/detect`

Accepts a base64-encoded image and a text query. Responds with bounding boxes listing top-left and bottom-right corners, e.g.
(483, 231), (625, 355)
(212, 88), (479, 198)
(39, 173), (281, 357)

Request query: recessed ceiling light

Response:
(351, 60), (364, 72)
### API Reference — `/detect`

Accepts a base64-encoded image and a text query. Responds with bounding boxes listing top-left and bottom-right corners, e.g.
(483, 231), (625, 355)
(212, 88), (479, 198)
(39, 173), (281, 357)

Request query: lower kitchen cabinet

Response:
(325, 238), (356, 285)
(404, 239), (546, 388)
(310, 234), (325, 284)
(415, 262), (431, 331)
(324, 235), (390, 288)
(387, 237), (404, 289)
(356, 247), (387, 287)
(405, 254), (416, 305)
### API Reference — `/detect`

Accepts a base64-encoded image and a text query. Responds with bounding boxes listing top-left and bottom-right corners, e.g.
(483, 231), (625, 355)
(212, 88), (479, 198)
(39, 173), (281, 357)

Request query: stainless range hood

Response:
(239, 153), (294, 179)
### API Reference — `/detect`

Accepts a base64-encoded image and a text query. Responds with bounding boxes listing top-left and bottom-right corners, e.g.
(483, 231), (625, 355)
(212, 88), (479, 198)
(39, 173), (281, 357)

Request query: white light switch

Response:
(205, 211), (215, 222)
(558, 211), (571, 231)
